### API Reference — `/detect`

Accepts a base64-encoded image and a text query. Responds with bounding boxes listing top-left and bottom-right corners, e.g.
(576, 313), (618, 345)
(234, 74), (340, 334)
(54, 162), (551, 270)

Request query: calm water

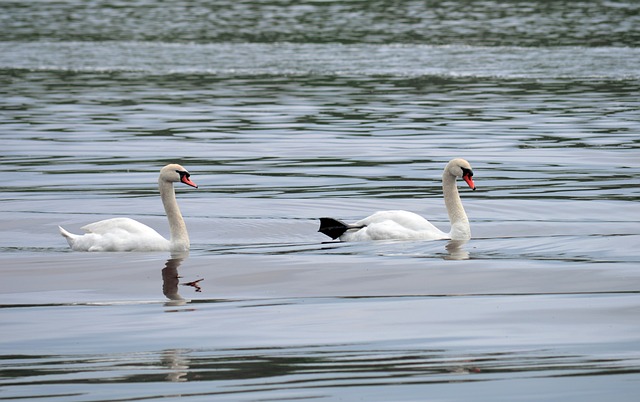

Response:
(2, 1), (640, 401)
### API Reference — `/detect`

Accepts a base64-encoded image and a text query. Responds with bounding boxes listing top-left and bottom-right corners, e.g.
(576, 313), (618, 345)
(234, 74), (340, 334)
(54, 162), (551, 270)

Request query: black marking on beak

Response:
(177, 170), (198, 188)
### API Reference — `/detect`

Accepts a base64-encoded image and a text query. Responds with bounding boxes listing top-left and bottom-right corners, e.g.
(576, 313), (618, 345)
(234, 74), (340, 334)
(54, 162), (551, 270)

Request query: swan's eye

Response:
(176, 170), (190, 179)
(461, 167), (473, 177)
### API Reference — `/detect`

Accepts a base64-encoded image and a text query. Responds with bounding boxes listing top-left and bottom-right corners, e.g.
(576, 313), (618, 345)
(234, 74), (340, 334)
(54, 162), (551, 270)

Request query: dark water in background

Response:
(1, 1), (640, 401)
(1, 0), (639, 46)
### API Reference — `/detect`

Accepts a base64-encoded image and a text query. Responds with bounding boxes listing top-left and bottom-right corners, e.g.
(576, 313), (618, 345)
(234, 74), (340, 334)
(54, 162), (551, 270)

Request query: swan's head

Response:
(160, 164), (198, 188)
(446, 158), (476, 190)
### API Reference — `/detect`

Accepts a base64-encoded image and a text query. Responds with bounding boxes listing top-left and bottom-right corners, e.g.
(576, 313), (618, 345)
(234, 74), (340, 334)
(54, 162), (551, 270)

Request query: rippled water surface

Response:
(1, 1), (640, 401)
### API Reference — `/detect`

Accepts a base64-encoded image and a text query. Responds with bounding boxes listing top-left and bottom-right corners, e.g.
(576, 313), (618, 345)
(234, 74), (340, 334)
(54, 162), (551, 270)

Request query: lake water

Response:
(1, 1), (640, 401)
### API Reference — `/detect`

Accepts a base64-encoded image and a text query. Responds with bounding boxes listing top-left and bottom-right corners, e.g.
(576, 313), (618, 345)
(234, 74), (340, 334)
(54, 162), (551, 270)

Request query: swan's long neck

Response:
(159, 179), (189, 250)
(442, 171), (471, 240)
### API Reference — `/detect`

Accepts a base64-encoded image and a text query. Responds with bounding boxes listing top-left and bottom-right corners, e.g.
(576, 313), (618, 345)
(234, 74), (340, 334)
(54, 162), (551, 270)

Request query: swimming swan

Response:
(318, 158), (476, 241)
(59, 164), (198, 252)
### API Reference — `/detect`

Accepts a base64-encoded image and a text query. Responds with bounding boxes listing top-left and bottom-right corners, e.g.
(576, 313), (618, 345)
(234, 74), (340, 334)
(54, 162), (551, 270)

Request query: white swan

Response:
(318, 158), (476, 241)
(59, 164), (198, 252)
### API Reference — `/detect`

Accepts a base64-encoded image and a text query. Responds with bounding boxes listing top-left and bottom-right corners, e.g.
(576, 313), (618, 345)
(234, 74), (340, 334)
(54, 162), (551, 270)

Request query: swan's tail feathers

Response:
(318, 218), (349, 240)
(58, 225), (76, 247)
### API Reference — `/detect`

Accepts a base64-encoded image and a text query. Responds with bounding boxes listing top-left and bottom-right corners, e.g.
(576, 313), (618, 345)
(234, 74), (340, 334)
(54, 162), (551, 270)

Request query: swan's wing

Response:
(356, 210), (442, 232)
(81, 217), (164, 238)
(345, 210), (448, 241)
(68, 217), (170, 251)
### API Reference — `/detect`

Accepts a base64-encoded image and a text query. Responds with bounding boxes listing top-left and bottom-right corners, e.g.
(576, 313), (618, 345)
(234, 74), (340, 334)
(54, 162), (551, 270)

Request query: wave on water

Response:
(1, 41), (639, 79)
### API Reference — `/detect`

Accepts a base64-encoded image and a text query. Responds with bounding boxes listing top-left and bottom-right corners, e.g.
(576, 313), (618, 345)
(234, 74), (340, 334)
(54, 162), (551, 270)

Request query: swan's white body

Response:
(320, 158), (476, 242)
(342, 210), (449, 241)
(59, 164), (197, 252)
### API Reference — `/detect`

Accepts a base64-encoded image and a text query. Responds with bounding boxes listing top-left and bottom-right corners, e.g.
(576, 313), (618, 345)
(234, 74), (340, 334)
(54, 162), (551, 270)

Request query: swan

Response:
(59, 164), (198, 252)
(318, 158), (476, 241)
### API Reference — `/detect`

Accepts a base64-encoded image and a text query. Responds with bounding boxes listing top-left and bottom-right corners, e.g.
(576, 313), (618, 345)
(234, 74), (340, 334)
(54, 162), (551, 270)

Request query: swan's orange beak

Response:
(181, 176), (198, 188)
(463, 172), (476, 191)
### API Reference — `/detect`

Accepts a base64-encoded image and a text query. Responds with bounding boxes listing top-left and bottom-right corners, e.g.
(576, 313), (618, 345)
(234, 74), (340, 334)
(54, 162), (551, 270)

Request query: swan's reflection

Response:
(444, 240), (470, 260)
(162, 252), (189, 306)
(161, 349), (190, 382)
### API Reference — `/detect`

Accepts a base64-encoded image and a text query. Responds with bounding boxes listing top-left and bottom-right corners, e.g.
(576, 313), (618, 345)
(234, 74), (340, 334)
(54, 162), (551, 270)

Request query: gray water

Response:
(2, 1), (640, 401)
